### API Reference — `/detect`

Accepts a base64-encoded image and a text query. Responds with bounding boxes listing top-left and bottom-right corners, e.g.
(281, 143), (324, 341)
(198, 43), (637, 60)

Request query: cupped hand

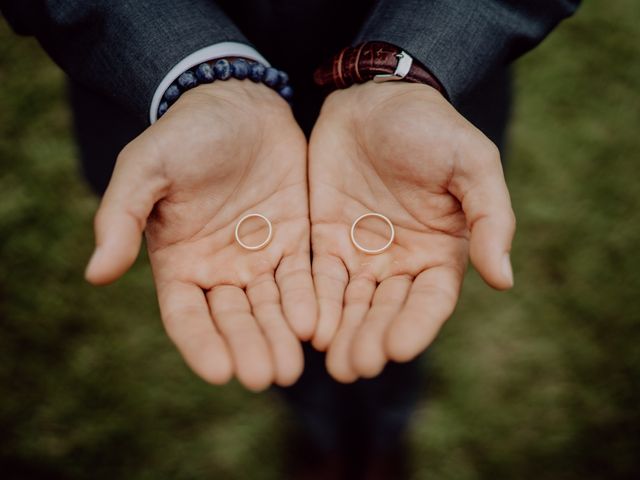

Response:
(85, 81), (316, 391)
(309, 82), (515, 382)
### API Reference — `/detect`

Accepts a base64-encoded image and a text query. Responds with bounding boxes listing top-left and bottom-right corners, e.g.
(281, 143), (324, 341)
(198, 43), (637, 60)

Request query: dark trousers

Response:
(69, 64), (510, 454)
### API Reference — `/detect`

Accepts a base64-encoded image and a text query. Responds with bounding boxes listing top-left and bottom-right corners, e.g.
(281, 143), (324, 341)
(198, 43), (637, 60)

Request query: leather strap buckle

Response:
(373, 51), (413, 83)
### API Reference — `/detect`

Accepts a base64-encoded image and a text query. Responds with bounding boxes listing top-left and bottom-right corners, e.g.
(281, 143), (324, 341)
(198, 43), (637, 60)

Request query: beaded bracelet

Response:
(157, 58), (293, 119)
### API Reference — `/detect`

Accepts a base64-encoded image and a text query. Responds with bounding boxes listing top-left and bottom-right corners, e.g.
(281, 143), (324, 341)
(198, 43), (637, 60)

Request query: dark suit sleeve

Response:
(0, 0), (248, 122)
(354, 0), (580, 105)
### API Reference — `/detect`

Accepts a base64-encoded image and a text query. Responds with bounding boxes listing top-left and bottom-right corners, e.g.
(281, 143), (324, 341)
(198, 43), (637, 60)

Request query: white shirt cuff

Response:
(149, 42), (269, 124)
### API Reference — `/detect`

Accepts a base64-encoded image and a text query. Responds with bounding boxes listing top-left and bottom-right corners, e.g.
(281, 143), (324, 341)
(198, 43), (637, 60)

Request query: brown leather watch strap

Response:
(313, 41), (447, 98)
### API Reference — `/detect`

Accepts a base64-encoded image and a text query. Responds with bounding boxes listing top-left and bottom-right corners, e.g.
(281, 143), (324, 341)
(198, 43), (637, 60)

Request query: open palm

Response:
(85, 82), (316, 391)
(309, 82), (515, 382)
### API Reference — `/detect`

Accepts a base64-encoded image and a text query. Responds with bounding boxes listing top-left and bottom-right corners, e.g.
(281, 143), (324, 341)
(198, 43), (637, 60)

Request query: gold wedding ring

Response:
(350, 212), (395, 254)
(235, 213), (273, 251)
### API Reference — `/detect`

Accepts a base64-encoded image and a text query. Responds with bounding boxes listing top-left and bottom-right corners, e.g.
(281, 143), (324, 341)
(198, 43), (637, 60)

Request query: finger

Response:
(311, 254), (348, 351)
(207, 285), (274, 391)
(85, 141), (169, 285)
(326, 275), (376, 383)
(247, 273), (304, 387)
(158, 281), (233, 385)
(386, 266), (462, 363)
(276, 253), (317, 341)
(449, 145), (515, 290)
(351, 275), (412, 378)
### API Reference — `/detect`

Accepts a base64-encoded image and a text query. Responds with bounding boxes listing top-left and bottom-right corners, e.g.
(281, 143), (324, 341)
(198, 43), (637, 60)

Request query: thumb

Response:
(449, 146), (516, 290)
(85, 143), (169, 285)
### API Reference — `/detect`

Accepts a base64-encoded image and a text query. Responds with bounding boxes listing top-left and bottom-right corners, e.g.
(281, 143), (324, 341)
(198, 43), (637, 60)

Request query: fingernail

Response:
(502, 253), (514, 287)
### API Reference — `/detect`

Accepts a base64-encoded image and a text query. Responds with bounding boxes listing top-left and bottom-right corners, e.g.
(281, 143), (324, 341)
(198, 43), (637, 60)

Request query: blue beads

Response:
(278, 85), (294, 101)
(214, 59), (232, 80)
(157, 59), (292, 120)
(158, 100), (169, 118)
(278, 70), (289, 88)
(195, 63), (215, 83)
(249, 62), (266, 82)
(164, 84), (180, 103)
(177, 71), (197, 90)
(263, 67), (280, 88)
(231, 59), (250, 80)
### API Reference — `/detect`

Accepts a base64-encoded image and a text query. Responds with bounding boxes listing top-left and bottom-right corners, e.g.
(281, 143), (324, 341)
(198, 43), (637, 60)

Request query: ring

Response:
(234, 213), (273, 251)
(350, 212), (395, 254)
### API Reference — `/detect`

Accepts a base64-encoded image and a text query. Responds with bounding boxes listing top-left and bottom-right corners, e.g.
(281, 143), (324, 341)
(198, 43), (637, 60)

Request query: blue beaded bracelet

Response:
(157, 58), (293, 119)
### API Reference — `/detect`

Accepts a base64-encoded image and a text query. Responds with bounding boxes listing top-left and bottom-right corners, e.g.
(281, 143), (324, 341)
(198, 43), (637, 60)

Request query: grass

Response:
(1, 2), (639, 479)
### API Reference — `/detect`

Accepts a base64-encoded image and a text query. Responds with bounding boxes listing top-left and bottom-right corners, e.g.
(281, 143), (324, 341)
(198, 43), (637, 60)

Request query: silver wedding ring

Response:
(235, 213), (273, 251)
(350, 212), (395, 254)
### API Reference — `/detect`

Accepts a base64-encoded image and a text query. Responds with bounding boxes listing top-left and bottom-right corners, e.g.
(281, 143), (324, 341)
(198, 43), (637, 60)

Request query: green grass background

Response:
(1, 2), (638, 479)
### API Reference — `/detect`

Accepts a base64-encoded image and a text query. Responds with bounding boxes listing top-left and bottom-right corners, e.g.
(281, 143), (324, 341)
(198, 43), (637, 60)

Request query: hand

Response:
(85, 81), (316, 391)
(309, 82), (515, 382)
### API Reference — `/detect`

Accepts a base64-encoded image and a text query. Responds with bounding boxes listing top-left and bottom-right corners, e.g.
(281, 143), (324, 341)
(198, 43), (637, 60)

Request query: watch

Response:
(313, 41), (447, 98)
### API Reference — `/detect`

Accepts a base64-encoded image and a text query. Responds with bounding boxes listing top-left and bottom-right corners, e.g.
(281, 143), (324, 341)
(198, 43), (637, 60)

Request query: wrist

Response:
(322, 81), (442, 120)
(183, 78), (288, 104)
(169, 79), (294, 125)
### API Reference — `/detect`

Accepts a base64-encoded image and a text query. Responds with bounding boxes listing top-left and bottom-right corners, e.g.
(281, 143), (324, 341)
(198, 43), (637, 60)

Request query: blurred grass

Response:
(1, 2), (639, 479)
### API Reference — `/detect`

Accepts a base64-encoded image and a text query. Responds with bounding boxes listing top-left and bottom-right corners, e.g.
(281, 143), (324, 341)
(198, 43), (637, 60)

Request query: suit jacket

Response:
(1, 0), (580, 123)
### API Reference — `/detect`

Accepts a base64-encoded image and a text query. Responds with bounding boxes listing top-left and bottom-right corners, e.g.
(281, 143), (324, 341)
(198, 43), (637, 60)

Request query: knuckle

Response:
(93, 207), (108, 232)
(499, 208), (517, 235)
(483, 139), (501, 161)
(466, 135), (501, 166)
(508, 208), (517, 228)
(116, 140), (139, 165)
